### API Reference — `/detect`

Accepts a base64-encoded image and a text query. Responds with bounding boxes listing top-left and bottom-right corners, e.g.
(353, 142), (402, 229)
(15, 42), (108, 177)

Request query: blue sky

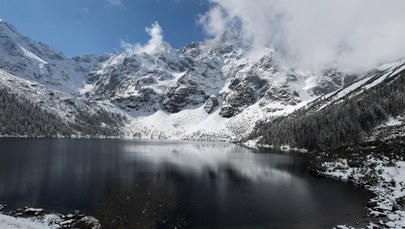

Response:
(0, 0), (210, 57)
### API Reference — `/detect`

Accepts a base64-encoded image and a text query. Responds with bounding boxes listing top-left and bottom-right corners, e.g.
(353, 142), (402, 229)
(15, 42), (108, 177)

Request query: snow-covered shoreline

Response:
(316, 152), (405, 228)
(0, 207), (100, 229)
(0, 213), (60, 229)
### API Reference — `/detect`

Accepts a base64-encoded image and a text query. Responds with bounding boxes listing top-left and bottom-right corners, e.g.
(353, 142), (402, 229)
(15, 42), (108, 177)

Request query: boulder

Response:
(73, 216), (101, 229)
(204, 96), (219, 114)
(219, 105), (237, 118)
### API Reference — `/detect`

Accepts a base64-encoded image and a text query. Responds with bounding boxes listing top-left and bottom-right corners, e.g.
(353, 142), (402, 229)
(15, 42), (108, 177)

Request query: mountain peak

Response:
(0, 19), (20, 35)
(0, 20), (65, 61)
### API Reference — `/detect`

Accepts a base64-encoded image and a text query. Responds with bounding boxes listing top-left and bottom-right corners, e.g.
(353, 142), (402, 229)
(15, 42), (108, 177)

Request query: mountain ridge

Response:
(0, 20), (403, 145)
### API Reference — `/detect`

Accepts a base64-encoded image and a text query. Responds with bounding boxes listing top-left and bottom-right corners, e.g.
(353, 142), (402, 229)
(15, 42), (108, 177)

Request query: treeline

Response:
(0, 87), (74, 137)
(0, 87), (124, 137)
(71, 106), (125, 136)
(251, 70), (405, 151)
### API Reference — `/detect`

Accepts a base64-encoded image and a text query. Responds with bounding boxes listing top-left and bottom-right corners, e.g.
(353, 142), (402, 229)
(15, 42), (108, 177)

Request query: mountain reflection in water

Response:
(0, 139), (370, 229)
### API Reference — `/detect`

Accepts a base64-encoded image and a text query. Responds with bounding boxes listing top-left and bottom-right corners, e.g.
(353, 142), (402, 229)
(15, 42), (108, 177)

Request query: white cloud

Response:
(199, 6), (231, 38)
(201, 0), (405, 72)
(121, 21), (165, 55)
(106, 0), (123, 7)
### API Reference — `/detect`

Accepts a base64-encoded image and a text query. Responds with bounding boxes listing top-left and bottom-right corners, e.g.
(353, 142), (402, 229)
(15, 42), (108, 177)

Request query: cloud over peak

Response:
(201, 0), (405, 72)
(121, 21), (166, 55)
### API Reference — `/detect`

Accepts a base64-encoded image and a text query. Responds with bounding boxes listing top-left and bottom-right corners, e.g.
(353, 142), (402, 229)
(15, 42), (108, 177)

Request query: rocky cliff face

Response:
(85, 39), (350, 116)
(0, 20), (385, 140)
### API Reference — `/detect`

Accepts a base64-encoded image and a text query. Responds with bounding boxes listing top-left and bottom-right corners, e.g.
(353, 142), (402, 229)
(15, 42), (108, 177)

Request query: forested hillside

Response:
(251, 69), (405, 150)
(0, 87), (124, 137)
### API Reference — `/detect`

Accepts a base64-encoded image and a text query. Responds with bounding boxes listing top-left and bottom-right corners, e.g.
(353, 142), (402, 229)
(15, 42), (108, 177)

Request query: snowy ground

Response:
(320, 156), (405, 228)
(0, 214), (60, 229)
(369, 115), (405, 142)
(0, 207), (100, 229)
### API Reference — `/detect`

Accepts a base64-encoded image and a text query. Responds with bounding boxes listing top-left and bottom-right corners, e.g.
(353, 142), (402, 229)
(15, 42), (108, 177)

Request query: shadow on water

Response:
(0, 138), (371, 229)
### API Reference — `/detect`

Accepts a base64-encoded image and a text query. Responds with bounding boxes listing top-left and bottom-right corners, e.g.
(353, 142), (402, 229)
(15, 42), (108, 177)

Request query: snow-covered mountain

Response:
(0, 20), (107, 94)
(0, 19), (403, 141)
(250, 60), (405, 150)
(80, 33), (363, 140)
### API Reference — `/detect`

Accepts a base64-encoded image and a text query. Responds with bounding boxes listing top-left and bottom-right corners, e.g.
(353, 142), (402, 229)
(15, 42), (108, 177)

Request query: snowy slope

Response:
(84, 37), (350, 140)
(0, 68), (104, 123)
(1, 20), (401, 141)
(0, 20), (104, 94)
(310, 60), (405, 111)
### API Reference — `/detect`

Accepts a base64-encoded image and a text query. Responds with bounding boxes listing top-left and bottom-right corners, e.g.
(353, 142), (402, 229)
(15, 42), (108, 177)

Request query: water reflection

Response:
(0, 139), (370, 229)
(123, 141), (297, 182)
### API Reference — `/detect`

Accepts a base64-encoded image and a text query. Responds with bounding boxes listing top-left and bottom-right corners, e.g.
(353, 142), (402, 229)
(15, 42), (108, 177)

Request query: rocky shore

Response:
(311, 136), (405, 228)
(0, 206), (101, 229)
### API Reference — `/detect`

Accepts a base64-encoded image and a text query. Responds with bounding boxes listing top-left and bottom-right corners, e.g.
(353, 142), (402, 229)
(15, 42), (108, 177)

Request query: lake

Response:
(0, 139), (370, 228)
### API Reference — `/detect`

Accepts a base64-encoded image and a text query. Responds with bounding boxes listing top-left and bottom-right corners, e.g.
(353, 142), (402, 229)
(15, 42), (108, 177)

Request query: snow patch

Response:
(380, 116), (403, 128)
(376, 59), (405, 71)
(128, 106), (232, 140)
(79, 83), (96, 95)
(0, 214), (61, 229)
(20, 46), (47, 64)
(391, 64), (405, 77)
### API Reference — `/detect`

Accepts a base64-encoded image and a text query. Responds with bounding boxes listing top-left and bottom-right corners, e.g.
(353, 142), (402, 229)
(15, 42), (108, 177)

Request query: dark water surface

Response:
(0, 138), (370, 228)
